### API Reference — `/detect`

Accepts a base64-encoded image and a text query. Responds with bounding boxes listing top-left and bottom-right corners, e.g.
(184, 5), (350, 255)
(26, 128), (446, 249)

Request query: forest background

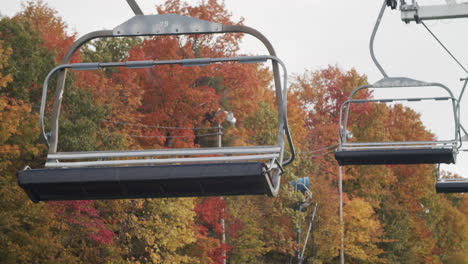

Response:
(0, 0), (467, 263)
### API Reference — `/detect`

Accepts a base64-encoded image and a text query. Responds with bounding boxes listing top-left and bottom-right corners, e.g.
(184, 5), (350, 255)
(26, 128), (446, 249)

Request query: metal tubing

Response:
(48, 145), (281, 160)
(348, 96), (452, 104)
(126, 0), (144, 15)
(338, 166), (345, 264)
(343, 140), (455, 146)
(341, 145), (455, 150)
(49, 30), (113, 152)
(223, 25), (294, 166)
(339, 84), (373, 144)
(299, 203), (318, 262)
(339, 80), (460, 147)
(370, 0), (389, 78)
(461, 125), (468, 138)
(41, 55), (288, 150)
(45, 154), (278, 168)
(458, 78), (468, 104)
(45, 24), (294, 167)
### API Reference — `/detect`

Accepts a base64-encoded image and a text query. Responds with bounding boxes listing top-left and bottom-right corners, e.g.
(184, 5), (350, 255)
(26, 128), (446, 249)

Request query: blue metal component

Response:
(290, 177), (310, 193)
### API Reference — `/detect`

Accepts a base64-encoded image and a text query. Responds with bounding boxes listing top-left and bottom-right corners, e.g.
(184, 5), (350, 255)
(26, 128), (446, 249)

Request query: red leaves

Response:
(195, 197), (240, 263)
(48, 201), (115, 245)
(15, 1), (78, 63)
(195, 197), (226, 235)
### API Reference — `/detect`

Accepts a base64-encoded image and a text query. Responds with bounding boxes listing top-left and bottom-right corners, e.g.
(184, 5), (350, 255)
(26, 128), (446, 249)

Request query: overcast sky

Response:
(2, 0), (468, 176)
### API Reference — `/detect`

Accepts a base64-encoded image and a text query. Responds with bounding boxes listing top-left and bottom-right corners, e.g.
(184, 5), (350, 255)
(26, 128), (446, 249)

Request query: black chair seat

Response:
(17, 162), (272, 203)
(335, 148), (455, 165)
(436, 181), (468, 193)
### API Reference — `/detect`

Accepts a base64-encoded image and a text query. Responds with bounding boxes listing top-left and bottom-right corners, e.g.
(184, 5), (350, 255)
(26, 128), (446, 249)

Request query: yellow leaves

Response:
(0, 40), (13, 88)
(0, 97), (41, 173)
(344, 198), (385, 263)
(118, 198), (198, 263)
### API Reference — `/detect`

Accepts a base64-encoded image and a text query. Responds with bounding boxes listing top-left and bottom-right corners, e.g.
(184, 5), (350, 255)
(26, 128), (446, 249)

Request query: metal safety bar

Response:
(339, 77), (460, 146)
(347, 96), (452, 104)
(342, 141), (455, 149)
(45, 145), (282, 168)
(43, 13), (294, 169)
(46, 154), (279, 168)
(48, 145), (281, 160)
(341, 145), (455, 151)
(40, 55), (288, 153)
(438, 178), (468, 183)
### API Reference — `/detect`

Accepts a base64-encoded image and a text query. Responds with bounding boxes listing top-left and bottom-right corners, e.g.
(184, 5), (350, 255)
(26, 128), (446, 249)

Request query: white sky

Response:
(2, 0), (468, 177)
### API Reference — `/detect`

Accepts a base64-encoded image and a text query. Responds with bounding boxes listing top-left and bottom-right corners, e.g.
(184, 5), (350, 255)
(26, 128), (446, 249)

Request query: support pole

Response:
(339, 166), (345, 264)
(221, 197), (226, 264)
(298, 203), (318, 264)
(218, 123), (226, 264)
(218, 124), (223, 149)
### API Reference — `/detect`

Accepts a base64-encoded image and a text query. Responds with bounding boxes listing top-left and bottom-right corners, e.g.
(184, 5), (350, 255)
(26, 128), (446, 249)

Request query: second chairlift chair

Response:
(17, 0), (295, 202)
(334, 0), (468, 193)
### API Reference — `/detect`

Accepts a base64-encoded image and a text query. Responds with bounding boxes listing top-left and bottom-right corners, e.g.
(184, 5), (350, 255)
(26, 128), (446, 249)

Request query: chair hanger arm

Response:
(127, 0), (144, 15)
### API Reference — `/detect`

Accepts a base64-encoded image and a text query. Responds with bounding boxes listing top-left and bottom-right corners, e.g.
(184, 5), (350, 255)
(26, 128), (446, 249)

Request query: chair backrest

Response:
(38, 14), (294, 166)
(338, 77), (460, 148)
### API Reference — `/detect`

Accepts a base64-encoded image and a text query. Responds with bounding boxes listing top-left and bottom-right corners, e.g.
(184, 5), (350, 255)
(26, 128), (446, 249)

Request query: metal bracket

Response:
(401, 2), (468, 22)
(114, 14), (222, 36)
(373, 77), (429, 87)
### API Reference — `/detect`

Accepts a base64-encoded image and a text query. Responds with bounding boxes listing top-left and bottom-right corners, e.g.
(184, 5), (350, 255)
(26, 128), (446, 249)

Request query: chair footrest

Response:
(436, 181), (468, 193)
(17, 162), (273, 202)
(335, 148), (455, 165)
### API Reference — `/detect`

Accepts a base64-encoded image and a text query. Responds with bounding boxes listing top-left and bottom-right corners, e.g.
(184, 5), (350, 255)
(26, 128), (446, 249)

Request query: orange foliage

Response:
(15, 1), (77, 62)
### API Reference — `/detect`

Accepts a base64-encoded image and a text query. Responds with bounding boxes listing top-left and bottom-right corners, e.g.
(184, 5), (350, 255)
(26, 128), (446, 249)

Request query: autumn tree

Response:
(1, 1), (466, 263)
(0, 37), (76, 263)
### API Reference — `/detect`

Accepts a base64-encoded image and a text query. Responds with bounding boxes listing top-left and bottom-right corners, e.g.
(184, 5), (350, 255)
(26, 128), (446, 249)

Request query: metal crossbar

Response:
(341, 141), (456, 150)
(348, 97), (452, 104)
(341, 145), (455, 150)
(45, 154), (280, 168)
(48, 145), (281, 160)
(439, 178), (468, 183)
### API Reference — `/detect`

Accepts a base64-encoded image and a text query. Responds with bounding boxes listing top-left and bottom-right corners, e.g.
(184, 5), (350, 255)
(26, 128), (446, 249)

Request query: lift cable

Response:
(298, 145), (339, 154)
(102, 120), (219, 130)
(420, 21), (468, 76)
(300, 149), (337, 159)
(128, 132), (220, 138)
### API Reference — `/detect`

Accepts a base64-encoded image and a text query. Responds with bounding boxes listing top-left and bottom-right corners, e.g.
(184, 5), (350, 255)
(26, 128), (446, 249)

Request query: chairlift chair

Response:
(436, 179), (468, 193)
(334, 77), (460, 166)
(17, 3), (295, 202)
(335, 0), (468, 193)
(435, 80), (468, 194)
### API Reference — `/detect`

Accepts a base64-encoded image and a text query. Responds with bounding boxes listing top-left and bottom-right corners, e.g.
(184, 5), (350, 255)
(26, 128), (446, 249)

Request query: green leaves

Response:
(0, 2), (466, 264)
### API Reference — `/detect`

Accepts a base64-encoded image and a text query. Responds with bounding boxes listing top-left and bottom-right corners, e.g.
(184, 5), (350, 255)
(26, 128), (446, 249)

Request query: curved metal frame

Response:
(338, 77), (460, 151)
(38, 13), (295, 196)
